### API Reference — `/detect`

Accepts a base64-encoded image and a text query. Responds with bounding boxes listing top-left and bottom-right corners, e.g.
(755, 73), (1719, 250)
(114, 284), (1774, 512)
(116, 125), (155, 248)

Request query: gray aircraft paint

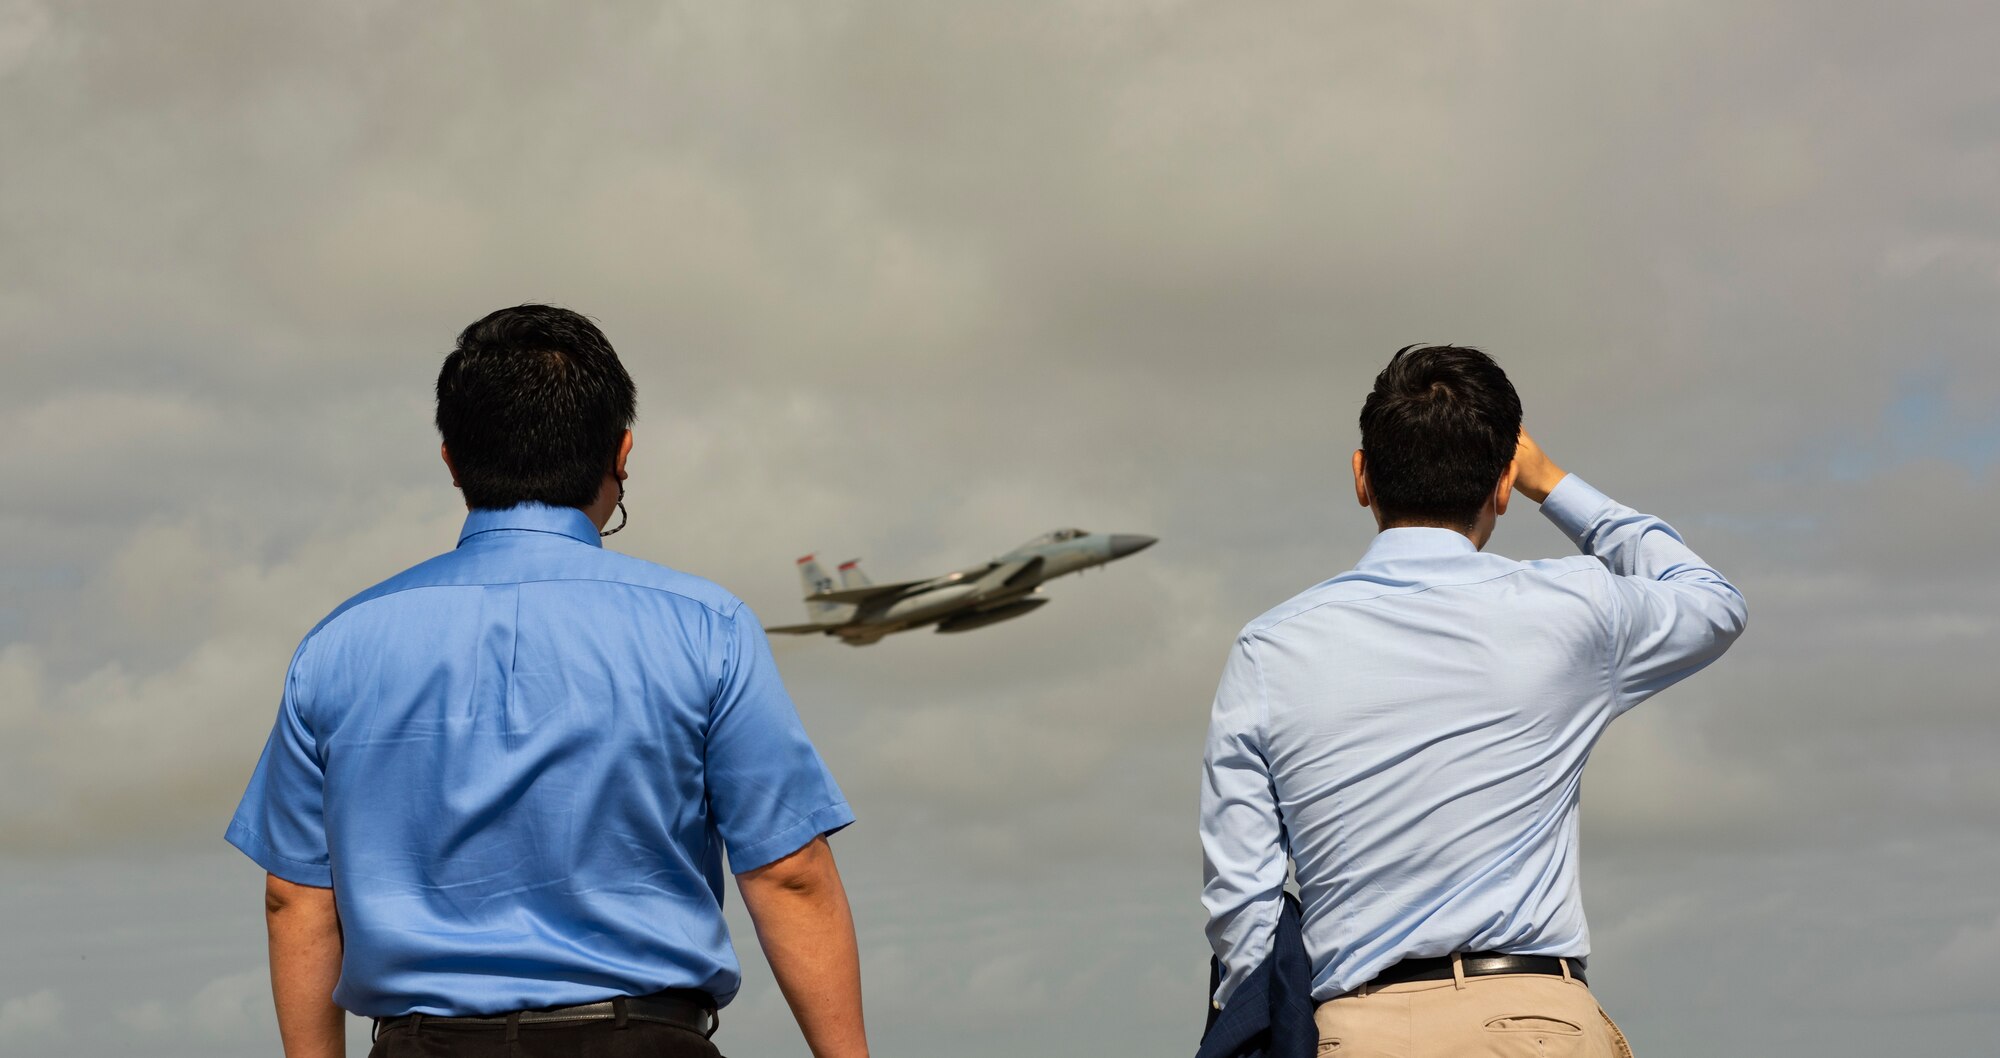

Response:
(795, 555), (847, 624)
(766, 529), (1156, 645)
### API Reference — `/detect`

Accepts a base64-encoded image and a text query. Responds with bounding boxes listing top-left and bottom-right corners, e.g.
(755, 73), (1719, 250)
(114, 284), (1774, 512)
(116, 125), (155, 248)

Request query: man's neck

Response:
(1375, 518), (1492, 551)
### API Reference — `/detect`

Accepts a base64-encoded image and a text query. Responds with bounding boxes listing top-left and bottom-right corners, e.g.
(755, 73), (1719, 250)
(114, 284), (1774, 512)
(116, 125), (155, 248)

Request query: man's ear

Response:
(613, 430), (633, 481)
(1494, 460), (1516, 517)
(1352, 449), (1371, 508)
(441, 443), (460, 488)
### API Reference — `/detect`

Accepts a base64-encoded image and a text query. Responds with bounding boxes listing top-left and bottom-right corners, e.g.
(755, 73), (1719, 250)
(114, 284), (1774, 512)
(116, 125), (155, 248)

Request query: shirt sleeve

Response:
(224, 637), (333, 888)
(1200, 634), (1285, 1008)
(707, 603), (855, 874)
(1541, 474), (1749, 714)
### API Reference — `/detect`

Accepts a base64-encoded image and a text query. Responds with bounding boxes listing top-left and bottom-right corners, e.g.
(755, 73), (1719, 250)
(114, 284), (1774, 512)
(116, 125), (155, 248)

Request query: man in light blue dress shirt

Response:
(1200, 345), (1746, 1057)
(228, 306), (868, 1058)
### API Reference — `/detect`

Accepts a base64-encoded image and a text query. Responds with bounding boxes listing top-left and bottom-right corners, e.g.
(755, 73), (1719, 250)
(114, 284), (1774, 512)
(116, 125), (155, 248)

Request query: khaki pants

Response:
(1315, 962), (1634, 1058)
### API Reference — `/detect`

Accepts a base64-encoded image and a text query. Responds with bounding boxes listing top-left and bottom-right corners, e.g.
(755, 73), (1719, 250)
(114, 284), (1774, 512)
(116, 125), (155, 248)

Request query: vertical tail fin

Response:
(837, 559), (872, 590)
(797, 555), (844, 622)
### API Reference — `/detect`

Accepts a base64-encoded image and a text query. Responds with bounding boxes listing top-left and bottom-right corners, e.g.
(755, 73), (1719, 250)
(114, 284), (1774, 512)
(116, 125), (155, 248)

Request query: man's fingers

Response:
(1518, 429), (1550, 468)
(1511, 428), (1564, 502)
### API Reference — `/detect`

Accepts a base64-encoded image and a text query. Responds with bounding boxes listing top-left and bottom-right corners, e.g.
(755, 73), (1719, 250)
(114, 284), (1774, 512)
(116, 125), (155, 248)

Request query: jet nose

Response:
(1108, 533), (1158, 559)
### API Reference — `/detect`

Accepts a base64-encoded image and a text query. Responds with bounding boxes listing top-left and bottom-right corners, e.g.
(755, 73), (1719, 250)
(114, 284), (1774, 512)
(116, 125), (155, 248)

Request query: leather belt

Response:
(372, 990), (716, 1041)
(1368, 952), (1586, 989)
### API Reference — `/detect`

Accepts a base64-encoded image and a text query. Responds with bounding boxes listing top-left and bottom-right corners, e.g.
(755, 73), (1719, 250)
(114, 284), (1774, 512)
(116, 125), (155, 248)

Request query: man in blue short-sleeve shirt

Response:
(227, 305), (868, 1058)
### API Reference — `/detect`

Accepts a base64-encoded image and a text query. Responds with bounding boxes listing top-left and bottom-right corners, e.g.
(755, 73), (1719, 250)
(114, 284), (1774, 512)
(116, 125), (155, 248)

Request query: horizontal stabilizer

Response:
(803, 579), (931, 604)
(765, 622), (836, 635)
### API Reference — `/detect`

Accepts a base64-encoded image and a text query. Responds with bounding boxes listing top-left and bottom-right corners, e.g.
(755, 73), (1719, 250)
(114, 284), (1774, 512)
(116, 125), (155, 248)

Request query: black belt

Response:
(373, 990), (716, 1041)
(1368, 952), (1586, 989)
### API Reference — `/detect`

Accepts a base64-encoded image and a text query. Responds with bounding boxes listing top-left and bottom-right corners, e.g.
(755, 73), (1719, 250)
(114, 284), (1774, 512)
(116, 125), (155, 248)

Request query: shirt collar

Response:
(1356, 526), (1479, 566)
(457, 503), (604, 549)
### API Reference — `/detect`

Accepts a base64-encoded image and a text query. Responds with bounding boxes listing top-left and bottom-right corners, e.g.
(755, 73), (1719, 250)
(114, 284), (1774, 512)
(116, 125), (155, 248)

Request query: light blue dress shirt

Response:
(226, 504), (853, 1017)
(1200, 476), (1746, 1004)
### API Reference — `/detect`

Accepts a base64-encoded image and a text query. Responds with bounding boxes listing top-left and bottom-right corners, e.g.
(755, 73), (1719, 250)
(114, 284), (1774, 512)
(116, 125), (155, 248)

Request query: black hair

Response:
(435, 305), (637, 510)
(1358, 344), (1522, 528)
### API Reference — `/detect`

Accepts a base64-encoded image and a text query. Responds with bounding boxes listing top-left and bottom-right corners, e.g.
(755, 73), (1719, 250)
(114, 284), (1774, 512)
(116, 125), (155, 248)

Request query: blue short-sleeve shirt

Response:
(225, 504), (853, 1017)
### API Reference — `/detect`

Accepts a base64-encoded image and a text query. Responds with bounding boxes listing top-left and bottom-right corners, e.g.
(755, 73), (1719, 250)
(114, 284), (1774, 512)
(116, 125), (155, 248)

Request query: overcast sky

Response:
(4, 2), (1998, 1055)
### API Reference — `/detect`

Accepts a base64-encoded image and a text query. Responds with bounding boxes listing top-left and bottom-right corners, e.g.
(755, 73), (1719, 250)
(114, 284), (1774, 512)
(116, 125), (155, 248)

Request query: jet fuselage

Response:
(765, 529), (1156, 645)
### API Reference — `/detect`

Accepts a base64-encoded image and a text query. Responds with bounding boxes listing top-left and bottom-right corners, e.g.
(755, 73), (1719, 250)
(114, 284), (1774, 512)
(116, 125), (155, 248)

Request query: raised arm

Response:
(1516, 429), (1749, 711)
(737, 837), (868, 1058)
(1200, 634), (1287, 1008)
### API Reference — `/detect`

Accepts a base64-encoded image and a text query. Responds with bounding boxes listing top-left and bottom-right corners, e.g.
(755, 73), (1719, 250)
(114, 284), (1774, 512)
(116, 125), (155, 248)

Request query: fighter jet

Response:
(764, 529), (1157, 645)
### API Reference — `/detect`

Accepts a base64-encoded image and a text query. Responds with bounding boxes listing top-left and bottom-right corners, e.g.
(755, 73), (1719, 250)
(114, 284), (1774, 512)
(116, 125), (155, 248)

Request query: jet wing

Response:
(764, 623), (836, 635)
(802, 578), (934, 604)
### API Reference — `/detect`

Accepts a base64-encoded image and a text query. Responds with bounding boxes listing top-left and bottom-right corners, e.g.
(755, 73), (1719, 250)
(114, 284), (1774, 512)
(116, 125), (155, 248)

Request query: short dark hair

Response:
(1358, 344), (1522, 527)
(435, 305), (637, 510)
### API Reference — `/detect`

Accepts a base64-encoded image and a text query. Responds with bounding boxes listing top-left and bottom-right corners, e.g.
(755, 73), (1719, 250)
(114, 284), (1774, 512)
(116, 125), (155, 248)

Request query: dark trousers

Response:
(368, 1018), (721, 1058)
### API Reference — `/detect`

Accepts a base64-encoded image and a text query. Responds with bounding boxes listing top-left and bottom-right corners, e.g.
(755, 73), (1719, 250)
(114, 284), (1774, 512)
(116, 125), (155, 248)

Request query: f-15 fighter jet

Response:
(765, 528), (1157, 645)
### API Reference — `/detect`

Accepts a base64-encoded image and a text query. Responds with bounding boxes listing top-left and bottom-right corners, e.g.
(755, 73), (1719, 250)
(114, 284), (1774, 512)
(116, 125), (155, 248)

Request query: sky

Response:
(3, 1), (1998, 1055)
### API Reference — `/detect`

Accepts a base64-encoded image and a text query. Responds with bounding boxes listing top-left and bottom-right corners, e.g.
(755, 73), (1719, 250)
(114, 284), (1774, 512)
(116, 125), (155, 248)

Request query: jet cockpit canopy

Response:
(1029, 527), (1090, 546)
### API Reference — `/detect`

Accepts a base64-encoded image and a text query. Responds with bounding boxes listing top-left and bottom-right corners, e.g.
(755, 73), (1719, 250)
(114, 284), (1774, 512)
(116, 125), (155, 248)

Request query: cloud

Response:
(113, 1000), (174, 1036)
(189, 971), (269, 1040)
(1914, 911), (2000, 966)
(4, 1), (2000, 1055)
(110, 971), (296, 1042)
(0, 988), (63, 1039)
(0, 1), (49, 77)
(0, 492), (463, 849)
